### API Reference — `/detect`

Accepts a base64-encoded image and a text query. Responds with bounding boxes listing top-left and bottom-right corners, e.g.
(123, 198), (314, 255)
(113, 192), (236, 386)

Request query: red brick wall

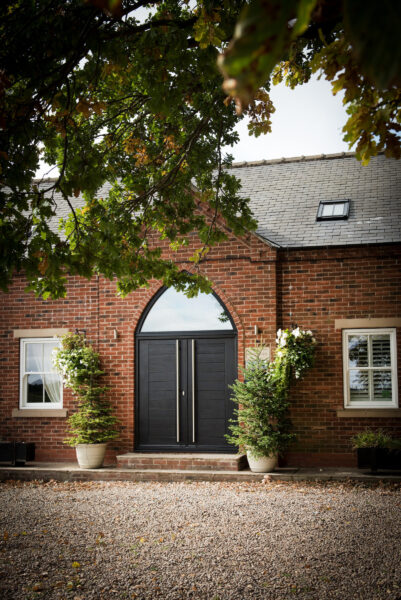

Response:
(1, 237), (400, 466)
(0, 231), (278, 462)
(278, 244), (401, 466)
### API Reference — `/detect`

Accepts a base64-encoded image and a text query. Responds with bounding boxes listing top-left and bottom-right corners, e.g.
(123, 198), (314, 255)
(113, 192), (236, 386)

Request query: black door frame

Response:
(134, 287), (238, 453)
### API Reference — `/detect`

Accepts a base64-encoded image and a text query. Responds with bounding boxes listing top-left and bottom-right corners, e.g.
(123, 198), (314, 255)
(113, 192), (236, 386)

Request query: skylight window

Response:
(317, 200), (350, 221)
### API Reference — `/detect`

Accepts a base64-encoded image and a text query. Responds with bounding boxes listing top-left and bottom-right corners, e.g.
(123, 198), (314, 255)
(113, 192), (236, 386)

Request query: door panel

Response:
(138, 339), (178, 447)
(137, 335), (236, 451)
(193, 338), (236, 450)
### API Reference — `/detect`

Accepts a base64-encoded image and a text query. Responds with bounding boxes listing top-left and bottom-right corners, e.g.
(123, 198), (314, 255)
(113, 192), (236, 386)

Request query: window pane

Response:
(27, 374), (43, 403)
(373, 371), (392, 401)
(348, 336), (368, 367)
(26, 343), (43, 372)
(332, 203), (345, 216)
(43, 342), (58, 372)
(349, 370), (369, 402)
(141, 288), (233, 332)
(372, 335), (391, 367)
(321, 204), (334, 216)
(44, 374), (61, 403)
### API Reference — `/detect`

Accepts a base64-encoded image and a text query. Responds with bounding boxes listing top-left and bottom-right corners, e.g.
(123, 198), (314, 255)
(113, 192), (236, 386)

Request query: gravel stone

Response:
(0, 480), (400, 599)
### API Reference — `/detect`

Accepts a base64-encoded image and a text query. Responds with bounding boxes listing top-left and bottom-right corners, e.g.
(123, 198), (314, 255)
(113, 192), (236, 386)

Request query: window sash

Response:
(343, 329), (398, 408)
(20, 338), (63, 409)
(317, 200), (350, 221)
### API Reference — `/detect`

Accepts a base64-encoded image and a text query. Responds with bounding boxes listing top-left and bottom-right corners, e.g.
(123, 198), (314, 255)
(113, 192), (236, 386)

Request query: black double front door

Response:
(136, 334), (236, 451)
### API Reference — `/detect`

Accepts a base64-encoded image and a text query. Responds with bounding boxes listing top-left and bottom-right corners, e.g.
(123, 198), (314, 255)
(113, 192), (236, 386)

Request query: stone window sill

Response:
(337, 409), (401, 418)
(12, 409), (68, 418)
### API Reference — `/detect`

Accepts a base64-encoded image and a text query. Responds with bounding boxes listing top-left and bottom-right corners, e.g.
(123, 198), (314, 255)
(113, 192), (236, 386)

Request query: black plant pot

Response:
(357, 448), (401, 472)
(0, 441), (35, 466)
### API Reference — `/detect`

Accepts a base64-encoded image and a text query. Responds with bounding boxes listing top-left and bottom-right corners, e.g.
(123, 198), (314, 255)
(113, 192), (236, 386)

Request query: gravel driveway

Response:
(0, 479), (400, 600)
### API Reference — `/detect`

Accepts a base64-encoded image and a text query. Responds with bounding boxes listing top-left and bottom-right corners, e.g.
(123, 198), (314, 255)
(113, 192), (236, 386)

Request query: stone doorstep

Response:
(116, 452), (248, 472)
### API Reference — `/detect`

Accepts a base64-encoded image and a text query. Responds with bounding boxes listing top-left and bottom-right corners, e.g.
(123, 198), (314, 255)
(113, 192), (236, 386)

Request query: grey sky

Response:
(227, 76), (348, 163)
(141, 288), (233, 332)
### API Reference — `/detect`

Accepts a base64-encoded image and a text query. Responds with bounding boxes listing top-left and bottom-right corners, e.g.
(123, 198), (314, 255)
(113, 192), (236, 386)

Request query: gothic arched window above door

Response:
(139, 287), (234, 333)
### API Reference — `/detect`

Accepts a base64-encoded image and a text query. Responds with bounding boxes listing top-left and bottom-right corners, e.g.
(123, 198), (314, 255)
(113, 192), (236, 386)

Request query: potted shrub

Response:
(53, 333), (119, 468)
(351, 429), (401, 472)
(226, 328), (316, 473)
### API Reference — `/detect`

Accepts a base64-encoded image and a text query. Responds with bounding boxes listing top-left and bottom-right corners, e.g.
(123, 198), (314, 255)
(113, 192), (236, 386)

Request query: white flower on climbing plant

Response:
(278, 331), (288, 347)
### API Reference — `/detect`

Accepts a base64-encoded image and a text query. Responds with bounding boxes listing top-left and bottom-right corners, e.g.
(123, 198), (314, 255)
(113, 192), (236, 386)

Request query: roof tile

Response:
(228, 153), (401, 248)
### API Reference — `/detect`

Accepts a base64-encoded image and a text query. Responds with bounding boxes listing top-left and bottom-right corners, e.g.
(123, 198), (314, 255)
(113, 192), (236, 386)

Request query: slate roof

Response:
(39, 152), (401, 249)
(229, 152), (401, 248)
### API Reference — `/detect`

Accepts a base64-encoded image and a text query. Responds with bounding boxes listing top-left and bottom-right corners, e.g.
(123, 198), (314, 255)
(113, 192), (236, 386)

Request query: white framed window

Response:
(343, 329), (398, 408)
(20, 338), (63, 409)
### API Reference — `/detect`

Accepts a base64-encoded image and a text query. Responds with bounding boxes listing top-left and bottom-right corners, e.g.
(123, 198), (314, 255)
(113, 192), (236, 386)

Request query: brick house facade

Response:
(1, 153), (400, 466)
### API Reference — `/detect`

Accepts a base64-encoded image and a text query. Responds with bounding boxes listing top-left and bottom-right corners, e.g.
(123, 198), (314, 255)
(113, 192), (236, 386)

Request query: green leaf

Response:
(344, 0), (401, 89)
(218, 0), (317, 109)
(292, 0), (317, 36)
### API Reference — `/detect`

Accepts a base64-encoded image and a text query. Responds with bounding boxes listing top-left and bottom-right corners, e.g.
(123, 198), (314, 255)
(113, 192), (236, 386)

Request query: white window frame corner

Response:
(342, 328), (398, 409)
(19, 337), (63, 410)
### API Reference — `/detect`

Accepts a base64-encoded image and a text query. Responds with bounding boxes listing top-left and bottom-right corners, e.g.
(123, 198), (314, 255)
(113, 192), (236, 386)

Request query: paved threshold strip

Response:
(1, 463), (401, 483)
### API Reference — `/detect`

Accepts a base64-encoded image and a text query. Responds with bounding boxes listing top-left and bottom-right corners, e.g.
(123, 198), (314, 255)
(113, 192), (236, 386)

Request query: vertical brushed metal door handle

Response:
(176, 339), (180, 443)
(192, 339), (196, 443)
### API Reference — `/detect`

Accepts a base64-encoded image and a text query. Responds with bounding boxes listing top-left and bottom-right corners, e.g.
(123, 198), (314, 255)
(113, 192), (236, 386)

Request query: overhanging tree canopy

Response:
(1, 0), (400, 299)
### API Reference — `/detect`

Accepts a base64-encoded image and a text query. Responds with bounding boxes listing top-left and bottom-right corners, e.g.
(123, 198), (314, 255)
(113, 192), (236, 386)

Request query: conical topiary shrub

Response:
(226, 328), (316, 471)
(53, 333), (119, 466)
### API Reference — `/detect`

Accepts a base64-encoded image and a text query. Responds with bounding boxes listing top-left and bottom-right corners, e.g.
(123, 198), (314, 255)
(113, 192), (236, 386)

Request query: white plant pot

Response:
(247, 451), (278, 473)
(75, 443), (107, 469)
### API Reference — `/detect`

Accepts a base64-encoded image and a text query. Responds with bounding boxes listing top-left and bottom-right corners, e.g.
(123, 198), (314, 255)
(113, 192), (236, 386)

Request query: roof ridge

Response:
(229, 151), (364, 169)
(33, 177), (59, 183)
(35, 151), (386, 181)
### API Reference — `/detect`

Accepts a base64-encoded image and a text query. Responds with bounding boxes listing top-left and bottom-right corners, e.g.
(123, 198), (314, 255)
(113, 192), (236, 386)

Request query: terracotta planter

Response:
(75, 443), (107, 469)
(246, 451), (278, 473)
